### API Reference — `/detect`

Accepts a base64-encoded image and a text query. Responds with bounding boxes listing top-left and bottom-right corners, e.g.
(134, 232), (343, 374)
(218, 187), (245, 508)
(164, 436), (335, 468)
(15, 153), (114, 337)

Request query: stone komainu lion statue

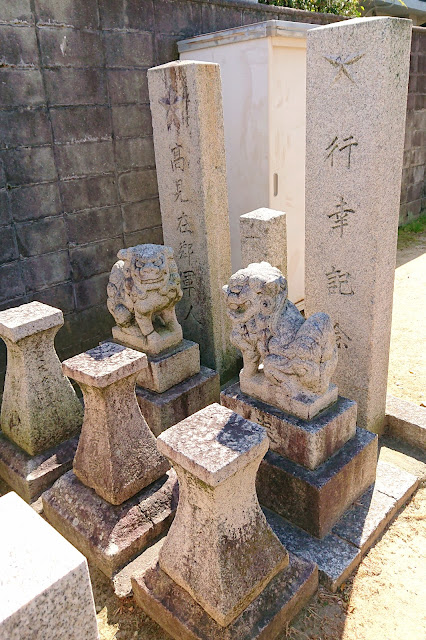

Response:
(223, 262), (338, 398)
(107, 244), (183, 355)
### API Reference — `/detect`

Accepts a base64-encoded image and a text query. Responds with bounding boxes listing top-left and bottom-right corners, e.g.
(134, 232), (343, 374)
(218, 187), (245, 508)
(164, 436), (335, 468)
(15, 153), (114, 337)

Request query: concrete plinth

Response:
(221, 383), (356, 470)
(257, 427), (378, 538)
(0, 432), (78, 504)
(265, 459), (418, 592)
(135, 339), (200, 393)
(1, 492), (98, 640)
(42, 469), (178, 578)
(136, 366), (220, 436)
(132, 551), (317, 640)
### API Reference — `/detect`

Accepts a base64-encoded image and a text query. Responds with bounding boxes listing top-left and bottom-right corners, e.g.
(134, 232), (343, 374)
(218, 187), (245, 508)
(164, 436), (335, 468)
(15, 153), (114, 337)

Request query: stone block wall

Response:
(400, 26), (426, 224)
(0, 0), (340, 395)
(0, 0), (423, 396)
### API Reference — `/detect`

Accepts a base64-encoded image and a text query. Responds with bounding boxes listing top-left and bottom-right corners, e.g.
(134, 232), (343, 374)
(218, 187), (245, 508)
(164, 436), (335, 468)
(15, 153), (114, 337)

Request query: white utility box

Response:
(179, 20), (316, 304)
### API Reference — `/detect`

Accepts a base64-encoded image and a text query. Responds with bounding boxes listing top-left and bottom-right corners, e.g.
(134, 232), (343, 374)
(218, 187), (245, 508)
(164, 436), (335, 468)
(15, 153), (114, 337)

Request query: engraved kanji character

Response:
(328, 196), (355, 237)
(334, 322), (352, 349)
(171, 145), (185, 172)
(326, 267), (354, 296)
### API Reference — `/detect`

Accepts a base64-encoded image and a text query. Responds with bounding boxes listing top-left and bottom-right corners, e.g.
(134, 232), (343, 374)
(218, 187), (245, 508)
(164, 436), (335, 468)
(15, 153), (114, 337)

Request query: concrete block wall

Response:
(400, 26), (426, 224)
(0, 1), (423, 397)
(0, 0), (340, 394)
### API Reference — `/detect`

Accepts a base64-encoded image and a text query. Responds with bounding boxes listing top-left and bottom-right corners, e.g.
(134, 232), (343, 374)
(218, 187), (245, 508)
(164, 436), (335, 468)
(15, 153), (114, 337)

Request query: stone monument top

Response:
(107, 244), (183, 355)
(223, 262), (338, 419)
(0, 301), (63, 342)
(158, 403), (268, 486)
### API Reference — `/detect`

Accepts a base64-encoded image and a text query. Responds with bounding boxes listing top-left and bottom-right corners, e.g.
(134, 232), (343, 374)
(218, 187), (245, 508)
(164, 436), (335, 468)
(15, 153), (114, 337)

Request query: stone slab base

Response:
(0, 432), (79, 503)
(257, 427), (378, 538)
(137, 339), (200, 393)
(42, 469), (178, 578)
(221, 384), (356, 470)
(240, 371), (338, 420)
(265, 459), (418, 592)
(132, 550), (318, 640)
(136, 366), (220, 436)
(386, 395), (426, 451)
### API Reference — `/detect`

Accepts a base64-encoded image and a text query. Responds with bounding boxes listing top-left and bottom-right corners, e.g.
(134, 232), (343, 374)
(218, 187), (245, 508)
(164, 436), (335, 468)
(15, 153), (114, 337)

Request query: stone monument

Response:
(107, 243), (220, 435)
(240, 208), (287, 276)
(304, 17), (412, 434)
(148, 60), (238, 381)
(0, 301), (83, 504)
(43, 342), (178, 579)
(0, 492), (98, 640)
(221, 263), (377, 538)
(131, 404), (318, 639)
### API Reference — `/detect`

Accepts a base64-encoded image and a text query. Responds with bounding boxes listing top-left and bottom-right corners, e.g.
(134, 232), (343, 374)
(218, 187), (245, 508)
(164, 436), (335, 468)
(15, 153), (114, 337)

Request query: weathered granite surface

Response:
(108, 244), (183, 356)
(223, 262), (338, 419)
(0, 432), (78, 503)
(148, 61), (237, 380)
(386, 395), (426, 451)
(156, 404), (288, 626)
(42, 469), (178, 578)
(221, 384), (357, 470)
(265, 459), (418, 591)
(257, 427), (378, 538)
(136, 366), (220, 436)
(1, 492), (98, 640)
(136, 339), (200, 393)
(0, 301), (83, 456)
(304, 17), (412, 434)
(240, 208), (287, 276)
(63, 342), (169, 505)
(132, 551), (317, 640)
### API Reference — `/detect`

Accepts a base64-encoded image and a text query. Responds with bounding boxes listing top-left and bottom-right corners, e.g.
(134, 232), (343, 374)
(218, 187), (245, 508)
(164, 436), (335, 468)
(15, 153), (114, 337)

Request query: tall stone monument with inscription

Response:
(43, 342), (178, 583)
(221, 262), (378, 538)
(148, 60), (237, 381)
(106, 244), (220, 435)
(0, 302), (83, 504)
(304, 17), (412, 434)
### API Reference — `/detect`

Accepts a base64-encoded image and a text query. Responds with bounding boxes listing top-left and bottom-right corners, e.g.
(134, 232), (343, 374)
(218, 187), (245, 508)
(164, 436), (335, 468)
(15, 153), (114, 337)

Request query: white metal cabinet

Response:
(179, 20), (316, 304)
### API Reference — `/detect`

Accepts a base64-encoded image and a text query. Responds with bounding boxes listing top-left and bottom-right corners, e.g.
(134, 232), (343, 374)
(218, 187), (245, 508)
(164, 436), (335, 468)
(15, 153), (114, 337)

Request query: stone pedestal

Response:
(43, 343), (177, 579)
(240, 208), (287, 276)
(221, 383), (356, 470)
(0, 492), (98, 640)
(0, 301), (83, 501)
(132, 404), (318, 639)
(221, 384), (378, 538)
(136, 365), (220, 437)
(113, 336), (220, 436)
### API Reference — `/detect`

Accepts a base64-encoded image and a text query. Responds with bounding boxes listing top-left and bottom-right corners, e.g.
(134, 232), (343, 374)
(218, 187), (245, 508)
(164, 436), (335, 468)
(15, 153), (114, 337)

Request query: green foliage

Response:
(397, 211), (426, 248)
(259, 0), (362, 17)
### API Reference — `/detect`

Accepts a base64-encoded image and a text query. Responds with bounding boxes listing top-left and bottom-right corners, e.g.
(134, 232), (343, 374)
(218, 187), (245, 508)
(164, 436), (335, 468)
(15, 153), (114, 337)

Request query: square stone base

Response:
(136, 339), (200, 393)
(240, 371), (338, 420)
(132, 549), (318, 640)
(265, 459), (419, 592)
(221, 384), (357, 470)
(257, 427), (378, 538)
(0, 432), (79, 503)
(136, 366), (220, 436)
(42, 469), (178, 578)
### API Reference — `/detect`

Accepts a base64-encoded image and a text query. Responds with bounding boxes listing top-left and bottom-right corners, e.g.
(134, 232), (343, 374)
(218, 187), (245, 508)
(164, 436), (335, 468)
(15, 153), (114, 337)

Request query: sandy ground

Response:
(0, 236), (424, 640)
(387, 232), (426, 407)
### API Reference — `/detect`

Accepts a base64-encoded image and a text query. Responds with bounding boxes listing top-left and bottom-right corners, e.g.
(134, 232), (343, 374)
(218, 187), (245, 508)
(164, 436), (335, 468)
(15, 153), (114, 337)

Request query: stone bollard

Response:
(240, 208), (287, 277)
(62, 342), (169, 505)
(132, 404), (318, 639)
(0, 301), (83, 456)
(43, 342), (178, 586)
